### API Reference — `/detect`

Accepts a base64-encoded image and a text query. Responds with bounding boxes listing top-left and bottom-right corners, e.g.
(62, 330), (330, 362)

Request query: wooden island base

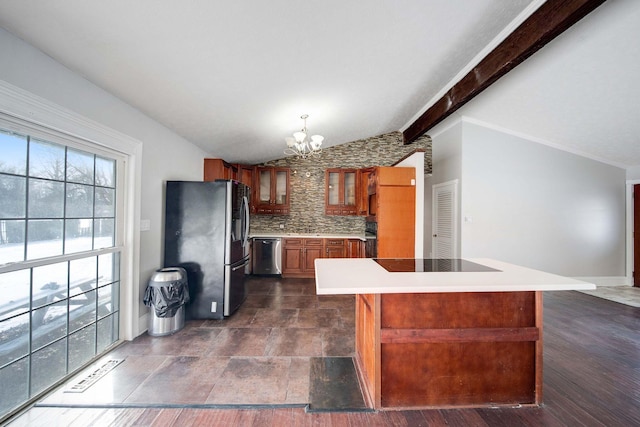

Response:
(355, 291), (543, 409)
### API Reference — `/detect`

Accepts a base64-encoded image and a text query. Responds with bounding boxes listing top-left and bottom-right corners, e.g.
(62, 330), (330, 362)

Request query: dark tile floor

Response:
(39, 276), (355, 407)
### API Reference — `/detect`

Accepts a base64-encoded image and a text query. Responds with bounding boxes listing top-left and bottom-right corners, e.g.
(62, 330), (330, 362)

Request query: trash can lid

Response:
(151, 267), (186, 282)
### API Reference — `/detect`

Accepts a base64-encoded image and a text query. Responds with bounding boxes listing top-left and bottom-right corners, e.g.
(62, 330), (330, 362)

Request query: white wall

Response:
(460, 120), (626, 277)
(0, 28), (207, 337)
(396, 151), (425, 257)
(427, 116), (626, 278)
(431, 119), (463, 186)
(423, 175), (433, 257)
(430, 118), (463, 256)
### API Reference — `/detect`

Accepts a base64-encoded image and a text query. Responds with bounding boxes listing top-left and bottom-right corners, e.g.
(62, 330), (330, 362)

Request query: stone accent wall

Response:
(250, 131), (432, 235)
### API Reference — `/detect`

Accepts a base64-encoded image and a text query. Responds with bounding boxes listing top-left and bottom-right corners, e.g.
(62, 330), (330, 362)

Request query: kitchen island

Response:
(315, 258), (596, 410)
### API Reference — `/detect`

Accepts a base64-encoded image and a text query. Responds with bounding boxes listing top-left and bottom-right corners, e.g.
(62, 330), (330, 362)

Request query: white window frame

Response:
(0, 80), (142, 341)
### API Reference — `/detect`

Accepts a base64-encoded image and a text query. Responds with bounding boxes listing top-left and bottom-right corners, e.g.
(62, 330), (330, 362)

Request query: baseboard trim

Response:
(137, 312), (149, 337)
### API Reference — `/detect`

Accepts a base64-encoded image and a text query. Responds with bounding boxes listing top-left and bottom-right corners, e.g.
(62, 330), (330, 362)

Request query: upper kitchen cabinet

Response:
(234, 164), (254, 188)
(357, 167), (374, 216)
(325, 168), (358, 215)
(204, 158), (237, 181)
(368, 166), (416, 258)
(254, 167), (290, 215)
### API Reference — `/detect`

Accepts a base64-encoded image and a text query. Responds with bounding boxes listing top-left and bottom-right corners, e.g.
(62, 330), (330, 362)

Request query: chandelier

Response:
(284, 114), (324, 159)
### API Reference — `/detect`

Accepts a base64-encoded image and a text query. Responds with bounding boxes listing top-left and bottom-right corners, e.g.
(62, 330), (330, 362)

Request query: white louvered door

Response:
(432, 180), (458, 258)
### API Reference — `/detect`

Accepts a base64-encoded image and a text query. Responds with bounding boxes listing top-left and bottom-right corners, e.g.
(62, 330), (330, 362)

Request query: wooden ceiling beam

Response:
(403, 0), (607, 144)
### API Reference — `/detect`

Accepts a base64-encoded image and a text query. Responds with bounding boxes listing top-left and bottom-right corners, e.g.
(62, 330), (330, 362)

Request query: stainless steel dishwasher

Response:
(252, 238), (282, 275)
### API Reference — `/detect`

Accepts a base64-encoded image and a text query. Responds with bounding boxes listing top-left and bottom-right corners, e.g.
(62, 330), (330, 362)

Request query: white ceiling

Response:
(455, 0), (640, 168)
(0, 1), (638, 168)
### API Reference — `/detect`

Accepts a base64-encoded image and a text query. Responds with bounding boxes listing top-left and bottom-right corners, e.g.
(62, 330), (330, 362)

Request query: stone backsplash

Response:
(250, 131), (431, 235)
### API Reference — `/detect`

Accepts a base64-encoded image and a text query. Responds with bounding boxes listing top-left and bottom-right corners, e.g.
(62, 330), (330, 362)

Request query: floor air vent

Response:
(64, 359), (124, 393)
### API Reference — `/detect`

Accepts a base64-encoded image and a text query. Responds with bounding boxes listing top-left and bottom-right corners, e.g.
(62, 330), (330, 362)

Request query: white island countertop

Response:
(315, 258), (596, 295)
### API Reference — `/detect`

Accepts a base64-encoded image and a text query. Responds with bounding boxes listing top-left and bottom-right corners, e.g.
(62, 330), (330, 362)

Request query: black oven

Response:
(365, 221), (377, 258)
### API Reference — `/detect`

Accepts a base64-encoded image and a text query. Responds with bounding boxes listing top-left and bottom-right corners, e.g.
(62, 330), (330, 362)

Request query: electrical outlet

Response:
(211, 302), (217, 312)
(279, 224), (285, 229)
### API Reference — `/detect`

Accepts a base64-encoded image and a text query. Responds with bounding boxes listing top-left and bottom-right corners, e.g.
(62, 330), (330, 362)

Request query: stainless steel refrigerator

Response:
(164, 180), (250, 319)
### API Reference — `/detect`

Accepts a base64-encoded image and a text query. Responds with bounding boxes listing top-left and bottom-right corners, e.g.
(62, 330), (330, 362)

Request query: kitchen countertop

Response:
(315, 257), (597, 294)
(250, 232), (370, 240)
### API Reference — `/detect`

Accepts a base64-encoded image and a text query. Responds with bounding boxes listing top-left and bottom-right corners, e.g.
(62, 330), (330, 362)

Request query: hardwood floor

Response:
(5, 281), (640, 426)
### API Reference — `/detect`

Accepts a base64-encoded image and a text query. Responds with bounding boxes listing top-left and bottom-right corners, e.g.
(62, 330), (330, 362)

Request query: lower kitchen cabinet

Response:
(325, 239), (346, 258)
(283, 237), (365, 278)
(325, 238), (364, 258)
(347, 238), (364, 258)
(282, 238), (323, 278)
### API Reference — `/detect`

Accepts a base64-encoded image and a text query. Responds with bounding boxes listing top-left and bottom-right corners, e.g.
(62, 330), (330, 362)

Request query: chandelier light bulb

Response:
(310, 135), (324, 150)
(293, 131), (307, 143)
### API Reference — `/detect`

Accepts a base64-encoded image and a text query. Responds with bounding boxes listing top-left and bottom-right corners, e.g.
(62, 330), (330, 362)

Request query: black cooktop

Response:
(373, 258), (501, 273)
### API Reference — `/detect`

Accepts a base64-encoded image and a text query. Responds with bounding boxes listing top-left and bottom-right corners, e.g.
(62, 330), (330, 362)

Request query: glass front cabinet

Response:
(254, 167), (290, 214)
(325, 168), (358, 215)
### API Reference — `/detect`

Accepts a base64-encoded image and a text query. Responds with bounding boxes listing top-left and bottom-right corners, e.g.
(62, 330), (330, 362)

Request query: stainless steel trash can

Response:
(144, 267), (189, 336)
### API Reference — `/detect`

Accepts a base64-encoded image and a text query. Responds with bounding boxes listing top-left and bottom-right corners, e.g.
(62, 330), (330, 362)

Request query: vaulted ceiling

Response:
(0, 1), (637, 167)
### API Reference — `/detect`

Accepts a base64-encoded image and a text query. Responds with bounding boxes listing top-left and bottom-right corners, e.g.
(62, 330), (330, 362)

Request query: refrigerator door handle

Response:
(274, 239), (282, 274)
(242, 195), (250, 247)
(232, 258), (250, 271)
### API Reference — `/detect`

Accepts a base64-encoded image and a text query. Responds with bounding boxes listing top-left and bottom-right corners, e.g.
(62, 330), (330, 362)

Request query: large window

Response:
(0, 128), (121, 418)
